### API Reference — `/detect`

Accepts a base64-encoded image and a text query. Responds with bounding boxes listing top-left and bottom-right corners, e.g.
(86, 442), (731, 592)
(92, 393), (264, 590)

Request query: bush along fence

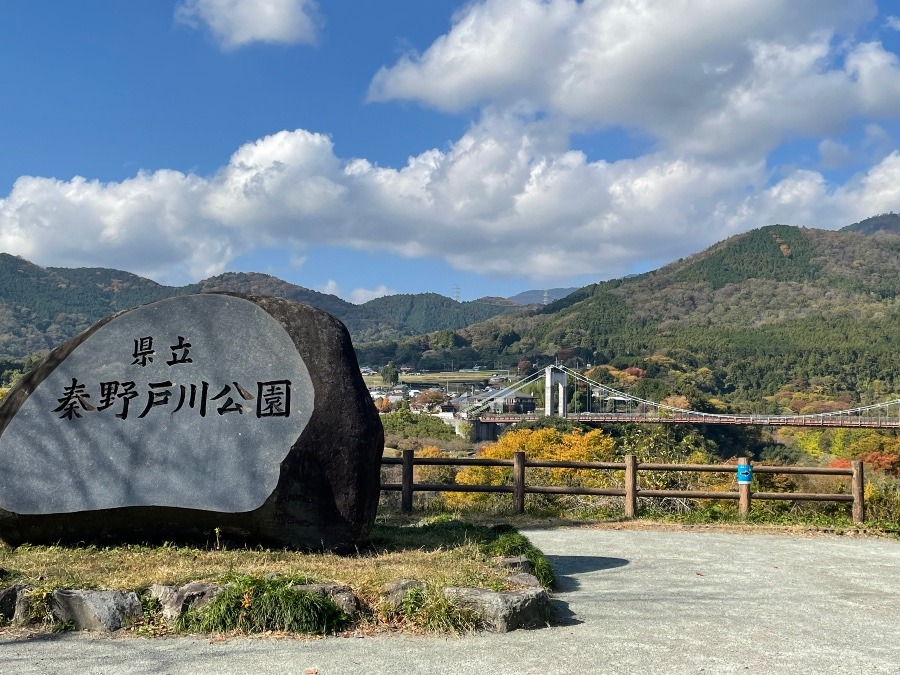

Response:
(381, 451), (866, 523)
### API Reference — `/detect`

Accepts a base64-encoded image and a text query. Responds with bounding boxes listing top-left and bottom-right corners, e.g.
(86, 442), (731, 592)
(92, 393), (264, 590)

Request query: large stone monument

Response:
(0, 293), (383, 550)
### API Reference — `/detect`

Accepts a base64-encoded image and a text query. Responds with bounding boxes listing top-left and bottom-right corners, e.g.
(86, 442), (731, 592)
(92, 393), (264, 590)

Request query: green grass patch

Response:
(481, 527), (556, 590)
(175, 575), (347, 634)
(395, 583), (479, 634)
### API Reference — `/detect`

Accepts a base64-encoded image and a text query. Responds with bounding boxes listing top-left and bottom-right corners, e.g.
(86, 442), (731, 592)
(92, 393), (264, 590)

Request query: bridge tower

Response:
(544, 366), (568, 417)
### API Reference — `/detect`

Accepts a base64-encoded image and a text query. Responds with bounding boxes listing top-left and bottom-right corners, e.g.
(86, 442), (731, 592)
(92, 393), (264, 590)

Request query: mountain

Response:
(5, 220), (900, 405)
(506, 288), (579, 305)
(356, 224), (900, 406)
(362, 293), (517, 334)
(841, 212), (900, 236)
(0, 256), (519, 365)
(193, 272), (397, 341)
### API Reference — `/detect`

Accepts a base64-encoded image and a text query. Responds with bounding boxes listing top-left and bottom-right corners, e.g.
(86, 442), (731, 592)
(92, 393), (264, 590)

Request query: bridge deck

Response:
(476, 413), (900, 428)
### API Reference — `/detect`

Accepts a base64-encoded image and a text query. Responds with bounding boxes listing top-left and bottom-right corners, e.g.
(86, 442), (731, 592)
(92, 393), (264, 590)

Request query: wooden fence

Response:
(381, 451), (865, 523)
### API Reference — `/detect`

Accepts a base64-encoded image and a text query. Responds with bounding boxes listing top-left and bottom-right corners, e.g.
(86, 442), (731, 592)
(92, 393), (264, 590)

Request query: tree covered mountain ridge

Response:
(0, 256), (521, 365)
(1, 213), (899, 407)
(357, 216), (900, 408)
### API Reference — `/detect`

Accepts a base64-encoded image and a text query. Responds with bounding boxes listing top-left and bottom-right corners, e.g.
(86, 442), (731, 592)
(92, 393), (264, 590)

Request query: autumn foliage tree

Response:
(444, 427), (616, 511)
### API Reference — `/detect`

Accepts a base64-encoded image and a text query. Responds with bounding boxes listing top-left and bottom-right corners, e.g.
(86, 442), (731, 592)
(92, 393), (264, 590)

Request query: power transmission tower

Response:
(453, 285), (460, 303)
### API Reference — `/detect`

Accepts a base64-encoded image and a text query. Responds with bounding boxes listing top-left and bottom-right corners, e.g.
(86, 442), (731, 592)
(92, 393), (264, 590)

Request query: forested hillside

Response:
(356, 224), (900, 408)
(840, 212), (900, 236)
(0, 256), (520, 366)
(363, 293), (518, 333)
(506, 287), (579, 305)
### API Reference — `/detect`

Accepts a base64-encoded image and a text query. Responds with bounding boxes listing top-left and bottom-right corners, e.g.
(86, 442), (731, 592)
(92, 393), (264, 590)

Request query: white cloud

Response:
(5, 2), (900, 290)
(317, 279), (341, 296)
(175, 0), (319, 49)
(369, 0), (893, 159)
(349, 285), (396, 304)
(887, 16), (900, 31)
(315, 279), (396, 304)
(3, 121), (899, 288)
(0, 170), (229, 281)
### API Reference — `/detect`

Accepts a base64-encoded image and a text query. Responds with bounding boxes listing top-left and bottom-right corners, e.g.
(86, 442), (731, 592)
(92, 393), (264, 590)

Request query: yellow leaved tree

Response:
(444, 427), (616, 511)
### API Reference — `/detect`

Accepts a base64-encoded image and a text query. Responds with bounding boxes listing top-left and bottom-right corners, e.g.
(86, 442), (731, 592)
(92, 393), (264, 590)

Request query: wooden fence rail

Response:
(381, 451), (865, 523)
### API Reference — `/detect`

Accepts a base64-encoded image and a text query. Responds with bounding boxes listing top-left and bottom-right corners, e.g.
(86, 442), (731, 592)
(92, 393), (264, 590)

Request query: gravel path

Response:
(2, 527), (898, 674)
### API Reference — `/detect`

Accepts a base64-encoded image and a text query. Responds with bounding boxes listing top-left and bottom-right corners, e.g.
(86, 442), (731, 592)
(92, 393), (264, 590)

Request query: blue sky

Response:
(1, 1), (900, 302)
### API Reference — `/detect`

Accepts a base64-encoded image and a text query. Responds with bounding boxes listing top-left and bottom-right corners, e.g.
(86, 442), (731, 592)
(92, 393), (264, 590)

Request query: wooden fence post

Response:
(401, 449), (414, 514)
(852, 460), (865, 524)
(513, 451), (526, 515)
(738, 457), (751, 519)
(624, 454), (637, 518)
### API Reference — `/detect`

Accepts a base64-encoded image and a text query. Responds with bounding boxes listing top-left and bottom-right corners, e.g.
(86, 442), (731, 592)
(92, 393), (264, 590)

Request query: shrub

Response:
(381, 409), (458, 440)
(176, 576), (346, 634)
(394, 584), (479, 633)
(444, 427), (616, 512)
(483, 526), (556, 589)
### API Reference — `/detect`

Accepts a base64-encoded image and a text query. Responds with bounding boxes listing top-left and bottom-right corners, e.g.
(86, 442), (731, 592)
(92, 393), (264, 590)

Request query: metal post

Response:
(513, 451), (526, 514)
(401, 449), (414, 514)
(852, 460), (865, 524)
(624, 454), (637, 518)
(738, 457), (751, 519)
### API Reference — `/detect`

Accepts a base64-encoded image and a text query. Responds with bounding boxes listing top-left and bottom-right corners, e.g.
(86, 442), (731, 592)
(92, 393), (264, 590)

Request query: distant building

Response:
(498, 394), (536, 414)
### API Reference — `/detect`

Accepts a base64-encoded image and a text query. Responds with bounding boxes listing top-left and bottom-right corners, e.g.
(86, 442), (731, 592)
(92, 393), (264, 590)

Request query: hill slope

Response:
(841, 212), (900, 236)
(363, 293), (518, 334)
(506, 287), (579, 305)
(356, 224), (900, 406)
(0, 257), (519, 364)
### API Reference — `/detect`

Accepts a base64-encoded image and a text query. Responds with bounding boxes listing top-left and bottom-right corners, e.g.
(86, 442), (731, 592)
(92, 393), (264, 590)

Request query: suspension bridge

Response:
(462, 365), (900, 432)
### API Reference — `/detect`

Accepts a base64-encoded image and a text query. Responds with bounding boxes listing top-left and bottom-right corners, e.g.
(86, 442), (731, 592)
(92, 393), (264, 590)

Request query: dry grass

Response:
(0, 520), (547, 635)
(0, 523), (514, 610)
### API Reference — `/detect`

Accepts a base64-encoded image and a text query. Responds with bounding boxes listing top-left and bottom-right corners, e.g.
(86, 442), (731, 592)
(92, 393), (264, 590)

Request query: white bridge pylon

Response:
(463, 365), (900, 429)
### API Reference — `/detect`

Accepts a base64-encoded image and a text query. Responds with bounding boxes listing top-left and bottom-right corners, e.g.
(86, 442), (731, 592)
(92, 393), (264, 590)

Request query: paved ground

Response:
(2, 527), (899, 674)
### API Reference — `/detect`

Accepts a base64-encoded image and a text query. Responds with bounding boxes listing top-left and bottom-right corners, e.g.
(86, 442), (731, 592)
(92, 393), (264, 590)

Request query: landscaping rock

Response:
(149, 582), (222, 622)
(506, 572), (542, 588)
(443, 586), (550, 632)
(0, 293), (384, 551)
(12, 587), (34, 626)
(0, 585), (24, 621)
(147, 584), (179, 622)
(380, 579), (426, 612)
(292, 582), (361, 620)
(493, 555), (534, 574)
(50, 589), (142, 632)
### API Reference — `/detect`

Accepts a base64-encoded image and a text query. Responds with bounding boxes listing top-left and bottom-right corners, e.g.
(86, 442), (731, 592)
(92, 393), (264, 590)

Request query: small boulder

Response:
(12, 588), (35, 626)
(50, 589), (142, 631)
(147, 584), (179, 621)
(506, 572), (542, 588)
(380, 579), (425, 613)
(493, 555), (533, 574)
(149, 582), (222, 622)
(0, 585), (24, 621)
(292, 582), (361, 620)
(443, 586), (550, 633)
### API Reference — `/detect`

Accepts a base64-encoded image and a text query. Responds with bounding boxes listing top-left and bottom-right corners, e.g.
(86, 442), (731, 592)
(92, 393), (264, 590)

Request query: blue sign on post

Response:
(737, 463), (753, 485)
